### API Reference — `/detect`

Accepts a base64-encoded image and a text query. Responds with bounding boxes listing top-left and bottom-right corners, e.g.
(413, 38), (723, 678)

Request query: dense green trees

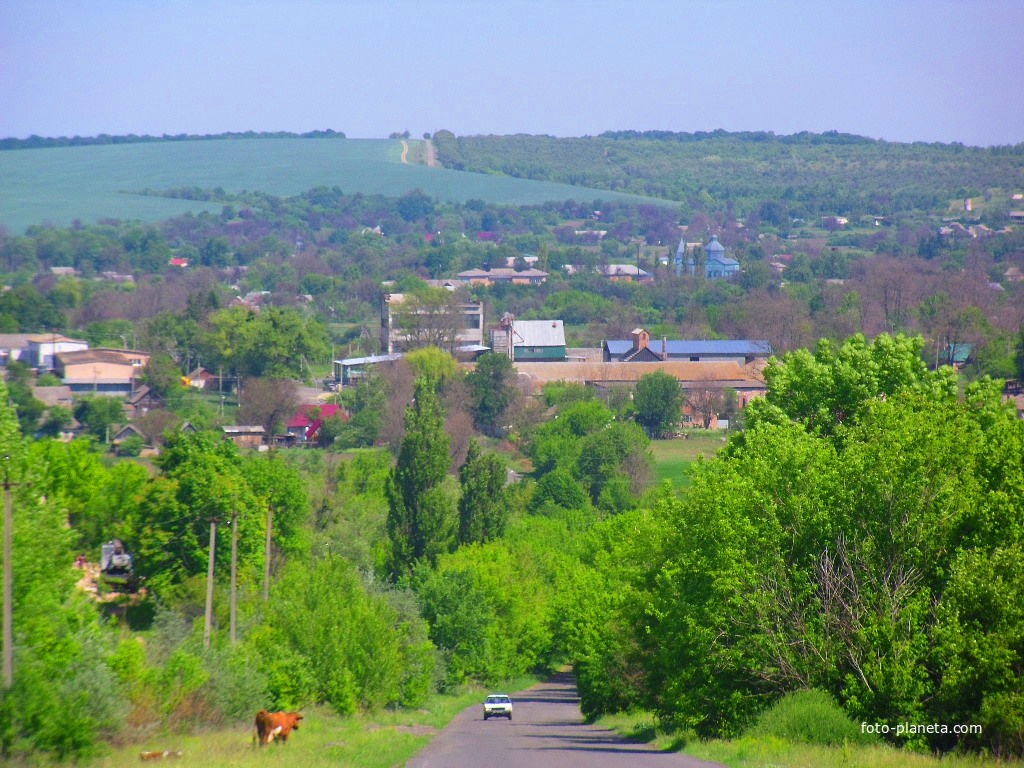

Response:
(568, 334), (1024, 754)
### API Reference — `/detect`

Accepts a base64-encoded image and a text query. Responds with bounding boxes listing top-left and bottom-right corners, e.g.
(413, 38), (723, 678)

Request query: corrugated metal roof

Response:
(513, 320), (565, 348)
(338, 353), (404, 366)
(606, 339), (772, 357)
(510, 361), (767, 392)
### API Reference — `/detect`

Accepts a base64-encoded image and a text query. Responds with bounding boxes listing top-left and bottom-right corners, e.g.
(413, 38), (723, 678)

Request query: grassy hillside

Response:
(0, 137), (665, 233)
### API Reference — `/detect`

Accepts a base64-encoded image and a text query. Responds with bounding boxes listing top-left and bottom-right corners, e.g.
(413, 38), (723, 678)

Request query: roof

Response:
(606, 339), (773, 357)
(0, 334), (34, 349)
(32, 385), (73, 407)
(458, 268), (549, 280)
(707, 254), (740, 267)
(510, 360), (766, 392)
(599, 264), (651, 278)
(512, 320), (566, 348)
(222, 425), (265, 435)
(337, 353), (404, 366)
(57, 349), (145, 366)
(27, 334), (88, 345)
(705, 235), (726, 253)
(287, 403), (344, 429)
(287, 403), (347, 439)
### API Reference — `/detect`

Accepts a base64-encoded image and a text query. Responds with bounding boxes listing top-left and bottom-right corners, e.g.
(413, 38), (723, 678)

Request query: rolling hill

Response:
(0, 138), (667, 234)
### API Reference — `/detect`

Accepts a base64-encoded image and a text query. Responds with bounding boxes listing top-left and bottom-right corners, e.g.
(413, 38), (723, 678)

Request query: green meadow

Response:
(0, 138), (667, 233)
(650, 432), (729, 487)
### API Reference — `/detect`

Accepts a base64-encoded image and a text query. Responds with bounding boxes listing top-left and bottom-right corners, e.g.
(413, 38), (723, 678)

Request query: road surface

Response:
(407, 671), (724, 768)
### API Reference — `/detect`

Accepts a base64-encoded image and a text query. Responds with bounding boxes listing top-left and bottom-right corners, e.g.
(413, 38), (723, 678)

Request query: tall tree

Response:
(385, 378), (454, 579)
(457, 439), (508, 545)
(633, 370), (683, 437)
(466, 352), (519, 434)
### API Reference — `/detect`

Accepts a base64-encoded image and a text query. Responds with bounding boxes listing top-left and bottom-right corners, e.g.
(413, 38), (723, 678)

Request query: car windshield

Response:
(486, 696), (510, 703)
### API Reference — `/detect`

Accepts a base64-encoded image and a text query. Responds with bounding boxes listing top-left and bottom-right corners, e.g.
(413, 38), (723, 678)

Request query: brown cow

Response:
(254, 710), (303, 746)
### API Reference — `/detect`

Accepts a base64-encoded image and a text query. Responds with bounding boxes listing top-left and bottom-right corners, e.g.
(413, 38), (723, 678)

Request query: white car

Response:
(483, 694), (513, 720)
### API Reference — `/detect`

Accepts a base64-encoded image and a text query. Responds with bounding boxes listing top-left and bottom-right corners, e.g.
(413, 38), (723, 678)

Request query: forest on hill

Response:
(432, 129), (1024, 220)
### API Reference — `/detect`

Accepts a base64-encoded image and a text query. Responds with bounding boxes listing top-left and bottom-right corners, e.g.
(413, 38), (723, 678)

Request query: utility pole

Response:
(203, 517), (217, 649)
(229, 512), (238, 644)
(2, 469), (14, 688)
(263, 504), (273, 602)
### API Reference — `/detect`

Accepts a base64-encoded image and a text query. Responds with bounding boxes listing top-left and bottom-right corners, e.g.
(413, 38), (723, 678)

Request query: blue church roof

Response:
(705, 234), (725, 253)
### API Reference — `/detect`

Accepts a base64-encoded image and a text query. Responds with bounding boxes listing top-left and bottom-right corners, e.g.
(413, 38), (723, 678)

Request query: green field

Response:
(650, 432), (729, 487)
(0, 138), (668, 233)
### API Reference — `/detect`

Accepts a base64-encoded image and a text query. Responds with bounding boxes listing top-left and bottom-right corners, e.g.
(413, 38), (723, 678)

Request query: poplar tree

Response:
(386, 378), (453, 579)
(457, 439), (508, 545)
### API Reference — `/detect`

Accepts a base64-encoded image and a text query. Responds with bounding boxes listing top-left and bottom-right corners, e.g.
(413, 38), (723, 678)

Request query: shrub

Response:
(747, 689), (876, 746)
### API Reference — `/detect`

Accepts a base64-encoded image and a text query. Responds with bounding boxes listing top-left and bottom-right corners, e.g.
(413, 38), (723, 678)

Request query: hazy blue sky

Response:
(2, 0), (1022, 146)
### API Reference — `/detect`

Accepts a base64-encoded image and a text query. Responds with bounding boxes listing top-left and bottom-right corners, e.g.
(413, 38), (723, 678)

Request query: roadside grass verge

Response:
(685, 737), (1021, 768)
(595, 710), (1022, 768)
(84, 676), (538, 768)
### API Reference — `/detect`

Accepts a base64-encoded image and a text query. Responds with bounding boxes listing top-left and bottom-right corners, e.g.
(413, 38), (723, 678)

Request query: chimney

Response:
(662, 336), (668, 361)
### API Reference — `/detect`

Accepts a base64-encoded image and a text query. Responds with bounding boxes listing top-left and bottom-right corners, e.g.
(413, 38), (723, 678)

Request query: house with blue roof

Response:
(604, 328), (772, 363)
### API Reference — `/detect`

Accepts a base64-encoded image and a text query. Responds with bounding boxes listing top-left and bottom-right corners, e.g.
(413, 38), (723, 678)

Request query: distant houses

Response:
(457, 267), (549, 286)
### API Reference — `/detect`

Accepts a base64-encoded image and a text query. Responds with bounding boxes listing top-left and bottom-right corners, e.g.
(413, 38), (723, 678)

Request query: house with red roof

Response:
(285, 403), (347, 443)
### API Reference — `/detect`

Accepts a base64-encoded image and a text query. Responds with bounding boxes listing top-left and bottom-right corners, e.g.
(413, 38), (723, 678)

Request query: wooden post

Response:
(229, 513), (238, 644)
(203, 518), (217, 649)
(2, 477), (13, 688)
(263, 504), (273, 602)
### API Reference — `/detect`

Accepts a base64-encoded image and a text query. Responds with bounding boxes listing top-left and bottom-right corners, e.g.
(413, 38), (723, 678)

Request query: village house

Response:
(508, 359), (768, 423)
(563, 264), (653, 282)
(55, 348), (150, 396)
(604, 329), (772, 364)
(0, 334), (36, 366)
(285, 403), (347, 444)
(489, 316), (566, 362)
(457, 267), (549, 286)
(221, 425), (266, 450)
(27, 334), (89, 370)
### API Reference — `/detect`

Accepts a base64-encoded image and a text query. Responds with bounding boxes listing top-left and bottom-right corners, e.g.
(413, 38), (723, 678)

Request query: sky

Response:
(1, 0), (1022, 147)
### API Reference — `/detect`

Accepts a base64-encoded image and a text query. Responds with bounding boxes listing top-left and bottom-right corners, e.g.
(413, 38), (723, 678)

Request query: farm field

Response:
(0, 138), (667, 233)
(650, 432), (729, 487)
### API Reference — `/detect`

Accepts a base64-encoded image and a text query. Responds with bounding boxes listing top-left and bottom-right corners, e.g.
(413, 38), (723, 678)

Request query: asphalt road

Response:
(407, 671), (724, 768)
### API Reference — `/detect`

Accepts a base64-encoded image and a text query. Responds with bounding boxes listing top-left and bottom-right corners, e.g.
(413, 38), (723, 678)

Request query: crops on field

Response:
(0, 138), (665, 233)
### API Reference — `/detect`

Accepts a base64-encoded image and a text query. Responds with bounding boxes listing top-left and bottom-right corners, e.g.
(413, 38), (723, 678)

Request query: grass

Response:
(595, 710), (1022, 768)
(84, 676), (538, 768)
(686, 737), (1022, 768)
(0, 138), (668, 234)
(650, 431), (729, 487)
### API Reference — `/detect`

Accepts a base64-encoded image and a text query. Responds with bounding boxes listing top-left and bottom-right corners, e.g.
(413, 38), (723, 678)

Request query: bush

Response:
(747, 689), (876, 746)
